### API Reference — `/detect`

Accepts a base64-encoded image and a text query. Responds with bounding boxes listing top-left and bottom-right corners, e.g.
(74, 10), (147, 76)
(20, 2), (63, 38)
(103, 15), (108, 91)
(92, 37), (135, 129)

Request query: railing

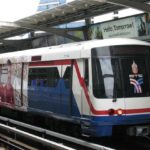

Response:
(0, 116), (114, 150)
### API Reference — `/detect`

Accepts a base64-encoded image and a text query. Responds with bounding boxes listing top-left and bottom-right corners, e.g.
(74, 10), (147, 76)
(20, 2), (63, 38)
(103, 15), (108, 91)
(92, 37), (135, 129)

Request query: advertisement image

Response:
(0, 60), (28, 109)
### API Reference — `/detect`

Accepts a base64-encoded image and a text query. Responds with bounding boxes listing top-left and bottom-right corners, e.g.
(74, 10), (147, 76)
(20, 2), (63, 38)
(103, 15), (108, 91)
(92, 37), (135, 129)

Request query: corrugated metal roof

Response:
(0, 0), (149, 39)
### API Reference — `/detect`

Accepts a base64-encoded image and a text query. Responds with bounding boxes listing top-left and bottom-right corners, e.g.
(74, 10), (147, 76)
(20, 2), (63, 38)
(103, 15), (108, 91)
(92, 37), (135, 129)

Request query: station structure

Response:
(0, 0), (150, 52)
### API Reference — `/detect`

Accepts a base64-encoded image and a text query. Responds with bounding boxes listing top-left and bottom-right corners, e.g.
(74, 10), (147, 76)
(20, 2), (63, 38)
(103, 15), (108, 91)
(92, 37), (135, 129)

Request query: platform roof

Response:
(0, 0), (150, 41)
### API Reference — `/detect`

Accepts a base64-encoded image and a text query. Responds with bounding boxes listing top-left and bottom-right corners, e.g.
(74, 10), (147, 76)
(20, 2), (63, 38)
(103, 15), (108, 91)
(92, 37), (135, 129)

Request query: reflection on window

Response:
(92, 58), (122, 98)
(100, 58), (114, 98)
(63, 67), (71, 89)
(28, 67), (60, 87)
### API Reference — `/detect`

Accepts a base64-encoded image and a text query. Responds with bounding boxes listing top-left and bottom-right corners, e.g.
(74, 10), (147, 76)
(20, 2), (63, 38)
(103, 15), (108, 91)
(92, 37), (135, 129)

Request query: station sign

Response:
(88, 13), (150, 39)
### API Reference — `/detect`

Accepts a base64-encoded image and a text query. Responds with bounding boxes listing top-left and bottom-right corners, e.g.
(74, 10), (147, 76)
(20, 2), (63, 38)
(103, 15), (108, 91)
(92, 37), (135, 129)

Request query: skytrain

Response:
(0, 38), (149, 137)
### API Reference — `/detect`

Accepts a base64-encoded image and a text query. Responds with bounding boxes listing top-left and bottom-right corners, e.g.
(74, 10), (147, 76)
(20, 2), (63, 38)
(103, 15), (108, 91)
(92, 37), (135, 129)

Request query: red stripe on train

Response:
(125, 108), (150, 114)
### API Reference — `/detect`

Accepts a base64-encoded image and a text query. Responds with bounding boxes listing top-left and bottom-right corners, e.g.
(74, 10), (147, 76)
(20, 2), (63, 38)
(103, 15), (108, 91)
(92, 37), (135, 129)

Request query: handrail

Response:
(0, 123), (75, 150)
(0, 116), (114, 150)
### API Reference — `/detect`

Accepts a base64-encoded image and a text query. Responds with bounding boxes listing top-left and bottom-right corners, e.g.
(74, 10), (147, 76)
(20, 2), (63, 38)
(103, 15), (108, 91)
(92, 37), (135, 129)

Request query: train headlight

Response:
(108, 109), (115, 115)
(117, 109), (123, 116)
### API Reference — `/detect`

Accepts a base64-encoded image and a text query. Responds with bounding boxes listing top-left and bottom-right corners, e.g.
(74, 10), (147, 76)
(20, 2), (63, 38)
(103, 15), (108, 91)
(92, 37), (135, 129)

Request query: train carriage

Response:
(0, 38), (149, 137)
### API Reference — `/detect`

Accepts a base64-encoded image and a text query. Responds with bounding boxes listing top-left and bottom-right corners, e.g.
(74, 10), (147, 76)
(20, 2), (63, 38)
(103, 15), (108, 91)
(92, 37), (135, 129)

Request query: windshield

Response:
(92, 45), (150, 99)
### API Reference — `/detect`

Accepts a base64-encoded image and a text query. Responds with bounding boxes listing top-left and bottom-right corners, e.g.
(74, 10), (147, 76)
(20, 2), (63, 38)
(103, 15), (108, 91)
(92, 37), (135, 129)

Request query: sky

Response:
(0, 0), (74, 22)
(94, 8), (143, 23)
(0, 0), (39, 22)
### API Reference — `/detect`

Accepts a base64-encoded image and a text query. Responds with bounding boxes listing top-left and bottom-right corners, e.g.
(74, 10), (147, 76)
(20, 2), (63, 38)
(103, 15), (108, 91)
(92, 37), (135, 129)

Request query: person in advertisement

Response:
(4, 59), (14, 104)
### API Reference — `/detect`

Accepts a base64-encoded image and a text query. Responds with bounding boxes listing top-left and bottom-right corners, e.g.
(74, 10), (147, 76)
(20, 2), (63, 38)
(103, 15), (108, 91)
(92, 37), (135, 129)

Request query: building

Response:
(37, 0), (66, 12)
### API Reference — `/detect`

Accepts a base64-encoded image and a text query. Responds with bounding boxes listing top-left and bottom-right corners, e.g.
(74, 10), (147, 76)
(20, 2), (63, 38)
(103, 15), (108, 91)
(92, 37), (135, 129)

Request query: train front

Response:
(87, 43), (150, 137)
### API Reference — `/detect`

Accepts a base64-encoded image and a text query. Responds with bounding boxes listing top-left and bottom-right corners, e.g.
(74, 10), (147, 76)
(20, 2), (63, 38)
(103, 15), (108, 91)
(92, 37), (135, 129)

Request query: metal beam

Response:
(17, 23), (83, 41)
(0, 21), (83, 41)
(0, 21), (19, 28)
(104, 0), (150, 12)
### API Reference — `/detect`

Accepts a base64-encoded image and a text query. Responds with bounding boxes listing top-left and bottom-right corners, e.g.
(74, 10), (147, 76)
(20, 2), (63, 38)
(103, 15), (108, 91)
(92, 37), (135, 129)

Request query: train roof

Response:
(0, 38), (150, 64)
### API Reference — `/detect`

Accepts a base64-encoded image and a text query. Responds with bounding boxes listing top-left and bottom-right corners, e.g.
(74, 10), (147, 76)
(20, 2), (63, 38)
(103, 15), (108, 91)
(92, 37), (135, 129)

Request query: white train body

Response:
(0, 38), (149, 136)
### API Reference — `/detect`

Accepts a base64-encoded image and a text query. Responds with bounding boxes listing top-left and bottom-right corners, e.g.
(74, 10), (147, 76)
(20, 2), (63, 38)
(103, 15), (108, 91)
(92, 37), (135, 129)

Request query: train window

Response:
(63, 67), (71, 89)
(92, 57), (122, 98)
(0, 65), (8, 84)
(121, 58), (149, 97)
(28, 67), (60, 87)
(92, 45), (150, 99)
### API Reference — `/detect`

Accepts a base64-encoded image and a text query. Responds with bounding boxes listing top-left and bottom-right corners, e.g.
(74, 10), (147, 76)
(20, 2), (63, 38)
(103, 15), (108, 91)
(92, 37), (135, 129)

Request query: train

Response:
(0, 38), (149, 137)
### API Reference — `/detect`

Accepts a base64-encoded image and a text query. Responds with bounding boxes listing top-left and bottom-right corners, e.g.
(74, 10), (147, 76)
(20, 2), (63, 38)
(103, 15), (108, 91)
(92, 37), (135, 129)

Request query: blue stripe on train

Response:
(91, 113), (150, 125)
(81, 114), (150, 136)
(28, 79), (80, 117)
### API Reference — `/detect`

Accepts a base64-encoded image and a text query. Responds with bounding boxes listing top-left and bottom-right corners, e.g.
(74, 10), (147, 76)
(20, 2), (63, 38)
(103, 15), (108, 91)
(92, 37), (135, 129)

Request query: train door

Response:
(61, 60), (81, 117)
(11, 62), (28, 108)
(81, 59), (91, 116)
(20, 63), (28, 108)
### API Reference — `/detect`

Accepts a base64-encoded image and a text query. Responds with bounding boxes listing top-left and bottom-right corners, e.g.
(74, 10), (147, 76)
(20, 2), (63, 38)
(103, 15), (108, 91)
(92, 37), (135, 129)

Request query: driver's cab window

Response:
(121, 58), (149, 97)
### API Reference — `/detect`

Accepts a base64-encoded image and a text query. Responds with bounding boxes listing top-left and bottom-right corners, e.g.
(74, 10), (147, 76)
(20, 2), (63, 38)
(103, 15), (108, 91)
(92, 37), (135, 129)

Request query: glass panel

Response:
(92, 57), (121, 98)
